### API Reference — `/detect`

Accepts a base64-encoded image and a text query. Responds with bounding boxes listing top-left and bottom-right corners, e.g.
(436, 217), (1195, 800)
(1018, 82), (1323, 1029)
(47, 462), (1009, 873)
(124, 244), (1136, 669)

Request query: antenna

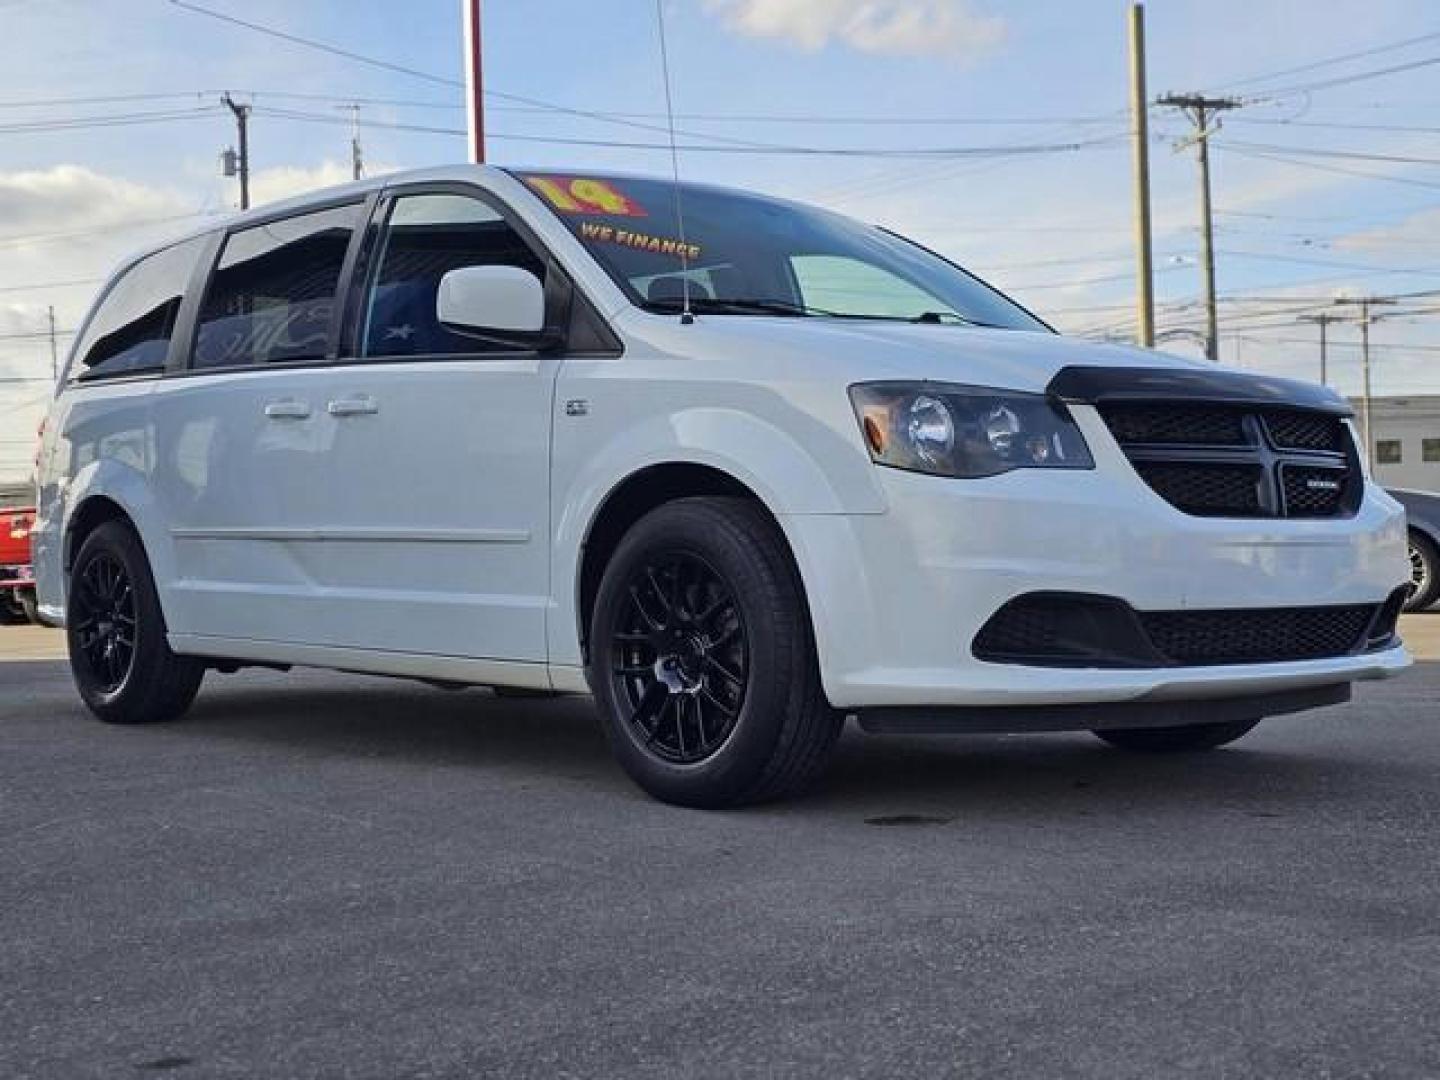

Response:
(654, 0), (693, 325)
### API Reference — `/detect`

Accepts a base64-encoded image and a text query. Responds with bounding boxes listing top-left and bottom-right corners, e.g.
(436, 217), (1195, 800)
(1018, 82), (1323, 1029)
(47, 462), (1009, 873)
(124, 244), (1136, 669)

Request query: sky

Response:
(2, 0), (1439, 481)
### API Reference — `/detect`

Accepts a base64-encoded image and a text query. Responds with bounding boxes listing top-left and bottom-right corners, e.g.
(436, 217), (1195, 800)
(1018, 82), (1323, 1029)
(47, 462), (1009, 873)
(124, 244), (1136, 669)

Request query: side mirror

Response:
(436, 265), (546, 335)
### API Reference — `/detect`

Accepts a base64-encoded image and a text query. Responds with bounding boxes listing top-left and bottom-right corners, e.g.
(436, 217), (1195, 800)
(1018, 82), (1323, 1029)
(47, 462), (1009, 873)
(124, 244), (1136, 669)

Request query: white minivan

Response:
(33, 166), (1411, 807)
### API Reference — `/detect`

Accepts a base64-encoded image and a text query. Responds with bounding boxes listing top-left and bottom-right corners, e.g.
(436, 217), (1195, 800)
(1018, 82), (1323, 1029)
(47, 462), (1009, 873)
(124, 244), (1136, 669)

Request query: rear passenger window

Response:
(71, 237), (205, 382)
(193, 204), (361, 369)
(360, 193), (546, 359)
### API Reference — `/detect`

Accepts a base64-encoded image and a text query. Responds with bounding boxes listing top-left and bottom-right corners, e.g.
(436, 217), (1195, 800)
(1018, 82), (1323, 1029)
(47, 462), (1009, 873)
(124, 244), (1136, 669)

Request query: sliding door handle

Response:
(327, 395), (379, 417)
(263, 399), (311, 420)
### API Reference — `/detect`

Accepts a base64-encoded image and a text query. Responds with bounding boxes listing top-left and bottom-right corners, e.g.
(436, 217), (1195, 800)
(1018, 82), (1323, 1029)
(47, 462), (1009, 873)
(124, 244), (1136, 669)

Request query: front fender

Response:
(548, 405), (886, 670)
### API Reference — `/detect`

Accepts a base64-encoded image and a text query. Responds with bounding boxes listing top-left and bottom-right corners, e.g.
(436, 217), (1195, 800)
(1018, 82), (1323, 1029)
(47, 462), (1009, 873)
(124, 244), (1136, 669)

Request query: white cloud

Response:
(0, 165), (191, 236)
(704, 0), (1004, 60)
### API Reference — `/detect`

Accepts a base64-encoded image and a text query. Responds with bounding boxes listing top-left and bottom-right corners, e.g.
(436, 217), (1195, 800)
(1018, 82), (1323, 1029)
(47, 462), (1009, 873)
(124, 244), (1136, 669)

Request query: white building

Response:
(1351, 396), (1440, 492)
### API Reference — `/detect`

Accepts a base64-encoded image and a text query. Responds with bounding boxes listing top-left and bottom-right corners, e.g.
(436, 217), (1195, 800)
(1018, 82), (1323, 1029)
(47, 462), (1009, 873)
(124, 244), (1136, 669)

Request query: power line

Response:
(1223, 146), (1440, 192)
(254, 104), (1123, 159)
(1259, 53), (1440, 99)
(1217, 29), (1440, 91)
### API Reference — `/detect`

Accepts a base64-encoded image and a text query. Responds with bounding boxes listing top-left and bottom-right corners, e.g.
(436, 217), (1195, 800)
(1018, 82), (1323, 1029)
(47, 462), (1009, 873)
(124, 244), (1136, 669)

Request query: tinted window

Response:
(513, 171), (1047, 332)
(360, 193), (546, 359)
(193, 204), (360, 369)
(72, 237), (206, 381)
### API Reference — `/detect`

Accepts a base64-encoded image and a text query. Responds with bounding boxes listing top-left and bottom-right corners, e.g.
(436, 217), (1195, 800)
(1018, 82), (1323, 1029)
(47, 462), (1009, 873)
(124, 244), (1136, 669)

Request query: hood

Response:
(619, 313), (1217, 394)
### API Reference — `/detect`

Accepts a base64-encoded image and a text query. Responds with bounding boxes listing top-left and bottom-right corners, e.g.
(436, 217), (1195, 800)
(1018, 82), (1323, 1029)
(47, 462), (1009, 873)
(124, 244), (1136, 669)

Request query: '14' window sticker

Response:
(526, 176), (647, 218)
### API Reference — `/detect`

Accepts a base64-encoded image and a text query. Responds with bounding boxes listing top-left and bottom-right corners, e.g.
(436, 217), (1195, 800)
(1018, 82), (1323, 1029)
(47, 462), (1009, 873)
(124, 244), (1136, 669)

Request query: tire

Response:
(1404, 529), (1439, 613)
(18, 589), (40, 625)
(0, 596), (23, 626)
(66, 520), (204, 724)
(1092, 718), (1260, 753)
(588, 497), (842, 808)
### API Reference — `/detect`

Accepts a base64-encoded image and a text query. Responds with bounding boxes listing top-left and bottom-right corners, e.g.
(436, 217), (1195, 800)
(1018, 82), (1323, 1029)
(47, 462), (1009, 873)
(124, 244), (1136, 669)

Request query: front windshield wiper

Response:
(647, 296), (830, 317)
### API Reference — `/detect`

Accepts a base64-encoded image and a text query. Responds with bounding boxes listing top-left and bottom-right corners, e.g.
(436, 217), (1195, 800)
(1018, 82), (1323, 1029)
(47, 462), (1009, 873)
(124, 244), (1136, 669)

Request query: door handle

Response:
(263, 399), (311, 420)
(327, 395), (379, 417)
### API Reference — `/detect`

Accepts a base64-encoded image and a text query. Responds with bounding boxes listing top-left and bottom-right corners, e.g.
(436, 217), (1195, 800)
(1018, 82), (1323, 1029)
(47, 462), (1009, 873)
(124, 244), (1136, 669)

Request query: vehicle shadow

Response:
(169, 662), (1437, 817)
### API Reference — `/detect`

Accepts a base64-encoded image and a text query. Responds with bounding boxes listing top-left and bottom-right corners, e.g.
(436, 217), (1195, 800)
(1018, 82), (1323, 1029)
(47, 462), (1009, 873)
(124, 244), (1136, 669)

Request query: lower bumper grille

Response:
(973, 590), (1406, 668)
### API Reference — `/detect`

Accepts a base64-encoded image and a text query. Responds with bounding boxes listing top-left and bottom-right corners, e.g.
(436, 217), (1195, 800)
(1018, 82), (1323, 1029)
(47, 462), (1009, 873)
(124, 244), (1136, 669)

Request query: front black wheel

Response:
(1405, 529), (1439, 612)
(589, 498), (842, 808)
(1093, 718), (1260, 753)
(67, 521), (204, 724)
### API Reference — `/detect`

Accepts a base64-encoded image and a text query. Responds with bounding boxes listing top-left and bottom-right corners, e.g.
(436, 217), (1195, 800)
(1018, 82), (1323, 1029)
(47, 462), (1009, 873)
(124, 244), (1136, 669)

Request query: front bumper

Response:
(0, 564), (34, 593)
(784, 406), (1412, 712)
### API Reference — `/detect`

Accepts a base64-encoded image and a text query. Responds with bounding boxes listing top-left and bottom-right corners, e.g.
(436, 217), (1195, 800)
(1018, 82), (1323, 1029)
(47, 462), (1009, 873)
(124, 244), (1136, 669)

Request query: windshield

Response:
(511, 171), (1049, 332)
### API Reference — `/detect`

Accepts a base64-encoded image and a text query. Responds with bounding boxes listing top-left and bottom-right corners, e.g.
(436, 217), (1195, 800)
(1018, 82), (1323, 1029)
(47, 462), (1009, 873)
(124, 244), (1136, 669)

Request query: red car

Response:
(0, 505), (38, 625)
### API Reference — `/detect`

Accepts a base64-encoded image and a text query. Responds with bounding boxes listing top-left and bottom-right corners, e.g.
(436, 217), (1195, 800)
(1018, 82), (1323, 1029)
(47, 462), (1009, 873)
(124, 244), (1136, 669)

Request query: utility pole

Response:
(462, 0), (485, 163)
(1158, 93), (1242, 363)
(221, 93), (251, 210)
(1298, 312), (1338, 387)
(348, 104), (364, 181)
(1334, 297), (1396, 469)
(1128, 4), (1155, 347)
(46, 305), (57, 380)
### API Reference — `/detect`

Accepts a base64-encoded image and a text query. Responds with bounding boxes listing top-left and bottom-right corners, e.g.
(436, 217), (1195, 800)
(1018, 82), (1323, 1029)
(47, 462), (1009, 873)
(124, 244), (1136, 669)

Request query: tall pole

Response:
(1196, 113), (1219, 362)
(1128, 4), (1154, 348)
(349, 104), (364, 181)
(222, 93), (251, 209)
(1159, 93), (1242, 363)
(1335, 297), (1396, 470)
(1299, 312), (1336, 386)
(46, 305), (57, 381)
(463, 0), (485, 163)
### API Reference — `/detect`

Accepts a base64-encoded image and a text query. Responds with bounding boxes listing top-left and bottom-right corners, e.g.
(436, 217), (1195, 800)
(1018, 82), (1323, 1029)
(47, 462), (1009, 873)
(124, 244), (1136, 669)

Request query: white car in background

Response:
(32, 166), (1411, 807)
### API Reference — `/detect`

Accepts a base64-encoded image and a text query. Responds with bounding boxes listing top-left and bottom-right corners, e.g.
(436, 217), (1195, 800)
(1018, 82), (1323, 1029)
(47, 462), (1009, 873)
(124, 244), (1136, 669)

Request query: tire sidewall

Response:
(589, 503), (801, 805)
(67, 522), (164, 714)
(1406, 530), (1439, 612)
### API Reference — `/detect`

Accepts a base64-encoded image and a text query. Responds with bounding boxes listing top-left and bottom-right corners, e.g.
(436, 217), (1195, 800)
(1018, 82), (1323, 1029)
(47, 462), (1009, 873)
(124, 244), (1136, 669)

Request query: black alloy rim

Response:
(1411, 541), (1430, 598)
(610, 552), (748, 764)
(72, 552), (137, 693)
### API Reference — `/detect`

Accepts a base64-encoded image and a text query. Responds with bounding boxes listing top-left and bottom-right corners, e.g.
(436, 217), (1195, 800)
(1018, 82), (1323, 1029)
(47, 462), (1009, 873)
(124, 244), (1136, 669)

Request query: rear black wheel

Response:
(67, 521), (204, 724)
(589, 497), (842, 808)
(1093, 718), (1260, 753)
(1404, 529), (1438, 612)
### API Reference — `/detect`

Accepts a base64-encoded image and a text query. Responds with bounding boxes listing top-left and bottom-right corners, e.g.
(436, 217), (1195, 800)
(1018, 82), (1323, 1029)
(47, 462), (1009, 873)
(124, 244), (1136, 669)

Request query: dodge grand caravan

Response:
(33, 166), (1411, 807)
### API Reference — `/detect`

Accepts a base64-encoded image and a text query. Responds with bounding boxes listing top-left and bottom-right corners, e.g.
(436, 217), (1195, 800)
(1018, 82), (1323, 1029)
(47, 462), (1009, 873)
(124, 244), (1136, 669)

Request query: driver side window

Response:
(360, 193), (547, 359)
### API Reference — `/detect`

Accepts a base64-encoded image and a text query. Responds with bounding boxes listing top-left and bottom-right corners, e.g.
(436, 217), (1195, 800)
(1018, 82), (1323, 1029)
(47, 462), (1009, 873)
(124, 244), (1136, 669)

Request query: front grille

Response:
(972, 591), (1399, 668)
(1101, 404), (1247, 446)
(1134, 462), (1263, 517)
(1097, 401), (1358, 519)
(1282, 465), (1348, 517)
(1265, 410), (1346, 452)
(1139, 605), (1376, 665)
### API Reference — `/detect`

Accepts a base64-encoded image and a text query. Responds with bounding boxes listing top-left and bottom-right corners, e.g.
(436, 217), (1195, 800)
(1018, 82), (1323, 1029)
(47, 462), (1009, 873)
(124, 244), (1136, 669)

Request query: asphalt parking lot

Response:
(3, 620), (1438, 1079)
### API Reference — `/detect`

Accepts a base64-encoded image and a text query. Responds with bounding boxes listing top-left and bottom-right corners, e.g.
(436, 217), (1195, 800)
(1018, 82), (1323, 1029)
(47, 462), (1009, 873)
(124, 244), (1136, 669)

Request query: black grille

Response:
(1100, 403), (1247, 446)
(1098, 401), (1357, 519)
(972, 591), (1397, 669)
(1282, 465), (1348, 517)
(1265, 410), (1345, 452)
(1139, 605), (1376, 665)
(1134, 462), (1263, 517)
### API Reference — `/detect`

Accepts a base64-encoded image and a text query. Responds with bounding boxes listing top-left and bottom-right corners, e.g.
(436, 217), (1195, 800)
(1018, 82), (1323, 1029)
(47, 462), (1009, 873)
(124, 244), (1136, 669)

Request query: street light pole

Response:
(1334, 297), (1397, 470)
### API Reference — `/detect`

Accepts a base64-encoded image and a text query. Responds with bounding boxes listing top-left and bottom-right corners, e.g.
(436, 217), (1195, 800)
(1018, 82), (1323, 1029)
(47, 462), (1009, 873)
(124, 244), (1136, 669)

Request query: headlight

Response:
(849, 382), (1093, 478)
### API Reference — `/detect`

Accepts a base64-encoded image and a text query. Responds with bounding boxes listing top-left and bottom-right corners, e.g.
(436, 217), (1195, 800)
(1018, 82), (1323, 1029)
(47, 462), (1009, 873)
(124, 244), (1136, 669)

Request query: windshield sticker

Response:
(526, 176), (646, 217)
(579, 221), (701, 261)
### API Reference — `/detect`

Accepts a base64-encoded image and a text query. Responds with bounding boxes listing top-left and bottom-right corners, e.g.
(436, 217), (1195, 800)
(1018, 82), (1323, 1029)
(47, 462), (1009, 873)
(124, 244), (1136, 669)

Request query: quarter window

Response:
(71, 237), (206, 381)
(192, 204), (361, 369)
(360, 193), (546, 359)
(1376, 439), (1403, 465)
